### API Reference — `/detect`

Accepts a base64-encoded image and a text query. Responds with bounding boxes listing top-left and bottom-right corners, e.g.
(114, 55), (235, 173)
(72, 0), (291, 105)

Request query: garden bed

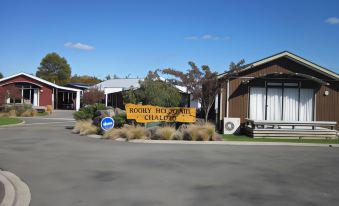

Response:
(71, 104), (222, 141)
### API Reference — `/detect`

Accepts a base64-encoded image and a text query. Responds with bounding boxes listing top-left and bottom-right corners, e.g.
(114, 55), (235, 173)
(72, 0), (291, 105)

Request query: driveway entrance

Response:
(0, 120), (339, 206)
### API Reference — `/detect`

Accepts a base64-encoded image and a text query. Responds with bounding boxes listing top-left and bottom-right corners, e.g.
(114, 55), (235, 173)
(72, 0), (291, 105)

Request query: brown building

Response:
(216, 51), (339, 137)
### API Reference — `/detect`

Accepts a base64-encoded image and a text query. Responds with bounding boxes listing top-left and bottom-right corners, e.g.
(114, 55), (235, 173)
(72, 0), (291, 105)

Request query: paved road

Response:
(19, 110), (75, 125)
(0, 116), (339, 206)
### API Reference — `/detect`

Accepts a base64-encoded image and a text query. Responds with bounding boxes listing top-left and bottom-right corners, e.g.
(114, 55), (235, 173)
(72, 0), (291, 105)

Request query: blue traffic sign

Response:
(101, 117), (114, 131)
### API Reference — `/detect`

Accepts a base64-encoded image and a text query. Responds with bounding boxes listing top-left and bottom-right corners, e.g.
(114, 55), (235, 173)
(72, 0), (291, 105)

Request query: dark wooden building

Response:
(216, 51), (339, 137)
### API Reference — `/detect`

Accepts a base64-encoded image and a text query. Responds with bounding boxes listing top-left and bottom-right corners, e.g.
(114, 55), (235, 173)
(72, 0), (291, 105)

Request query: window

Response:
(249, 82), (314, 121)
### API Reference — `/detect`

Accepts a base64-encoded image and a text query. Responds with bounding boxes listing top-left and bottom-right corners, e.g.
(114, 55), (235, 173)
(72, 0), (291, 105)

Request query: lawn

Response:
(222, 134), (339, 144)
(0, 117), (23, 126)
(36, 112), (49, 116)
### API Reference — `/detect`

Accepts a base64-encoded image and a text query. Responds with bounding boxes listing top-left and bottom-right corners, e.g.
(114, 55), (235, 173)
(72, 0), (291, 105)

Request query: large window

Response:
(249, 83), (314, 121)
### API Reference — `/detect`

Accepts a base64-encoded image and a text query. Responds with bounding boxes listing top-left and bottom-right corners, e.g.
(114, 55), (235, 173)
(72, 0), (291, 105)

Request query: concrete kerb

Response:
(0, 172), (15, 206)
(83, 134), (339, 147)
(128, 139), (339, 147)
(0, 169), (31, 206)
(0, 121), (25, 128)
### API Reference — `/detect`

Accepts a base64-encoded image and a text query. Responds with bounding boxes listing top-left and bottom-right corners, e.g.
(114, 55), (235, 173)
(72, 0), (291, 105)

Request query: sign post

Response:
(100, 117), (115, 131)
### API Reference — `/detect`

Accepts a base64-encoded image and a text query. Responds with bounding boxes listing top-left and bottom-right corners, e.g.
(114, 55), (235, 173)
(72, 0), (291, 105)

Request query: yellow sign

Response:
(125, 104), (196, 123)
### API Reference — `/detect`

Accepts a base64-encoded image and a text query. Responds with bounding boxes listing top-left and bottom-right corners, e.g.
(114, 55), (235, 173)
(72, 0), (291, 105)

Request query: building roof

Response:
(94, 78), (143, 90)
(94, 77), (189, 93)
(0, 72), (81, 92)
(66, 83), (92, 90)
(218, 51), (339, 80)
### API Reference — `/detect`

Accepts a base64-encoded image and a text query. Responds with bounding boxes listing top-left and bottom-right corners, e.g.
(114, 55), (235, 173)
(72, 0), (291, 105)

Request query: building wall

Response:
(219, 57), (339, 130)
(0, 74), (53, 106)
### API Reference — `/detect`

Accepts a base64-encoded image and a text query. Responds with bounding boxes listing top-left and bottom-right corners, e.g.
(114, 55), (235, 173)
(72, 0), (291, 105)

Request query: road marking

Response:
(19, 117), (75, 121)
(20, 121), (75, 126)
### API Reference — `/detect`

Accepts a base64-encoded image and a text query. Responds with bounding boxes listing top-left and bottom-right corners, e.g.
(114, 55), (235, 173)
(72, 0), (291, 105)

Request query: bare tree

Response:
(82, 87), (105, 105)
(0, 85), (22, 105)
(163, 59), (246, 122)
(162, 62), (218, 122)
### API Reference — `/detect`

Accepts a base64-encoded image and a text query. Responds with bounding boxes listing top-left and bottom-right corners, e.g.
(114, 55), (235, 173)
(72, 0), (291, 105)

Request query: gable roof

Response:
(0, 72), (81, 92)
(219, 51), (339, 80)
(94, 77), (190, 93)
(94, 78), (143, 90)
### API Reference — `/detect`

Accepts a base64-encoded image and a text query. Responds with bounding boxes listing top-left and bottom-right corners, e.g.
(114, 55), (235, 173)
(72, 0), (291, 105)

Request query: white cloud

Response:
(202, 34), (219, 40)
(184, 36), (199, 40)
(184, 34), (229, 41)
(325, 17), (339, 25)
(64, 42), (94, 50)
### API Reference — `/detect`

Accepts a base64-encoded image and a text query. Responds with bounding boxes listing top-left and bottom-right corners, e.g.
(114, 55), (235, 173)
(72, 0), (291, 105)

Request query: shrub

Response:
(31, 109), (37, 117)
(195, 128), (210, 141)
(147, 126), (159, 139)
(8, 110), (16, 117)
(182, 125), (197, 141)
(93, 103), (106, 110)
(155, 126), (176, 140)
(170, 131), (183, 140)
(21, 109), (36, 117)
(104, 128), (130, 139)
(203, 122), (216, 138)
(82, 88), (105, 105)
(46, 105), (53, 114)
(5, 104), (32, 116)
(181, 123), (216, 141)
(73, 110), (92, 120)
(211, 133), (222, 141)
(113, 112), (126, 128)
(104, 126), (147, 140)
(73, 104), (107, 120)
(72, 120), (98, 135)
(92, 110), (110, 129)
(0, 113), (8, 117)
(128, 126), (147, 140)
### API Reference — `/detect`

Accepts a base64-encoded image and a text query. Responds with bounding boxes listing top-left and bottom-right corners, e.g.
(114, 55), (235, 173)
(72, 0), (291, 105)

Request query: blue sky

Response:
(1, 0), (338, 79)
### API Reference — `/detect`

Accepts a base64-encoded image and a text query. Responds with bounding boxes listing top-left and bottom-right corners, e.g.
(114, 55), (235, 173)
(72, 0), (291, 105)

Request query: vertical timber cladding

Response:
(225, 57), (339, 129)
(316, 81), (339, 130)
(125, 104), (196, 123)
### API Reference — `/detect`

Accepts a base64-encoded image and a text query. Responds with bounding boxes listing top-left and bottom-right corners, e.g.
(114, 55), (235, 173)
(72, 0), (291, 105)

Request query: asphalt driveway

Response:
(0, 119), (339, 206)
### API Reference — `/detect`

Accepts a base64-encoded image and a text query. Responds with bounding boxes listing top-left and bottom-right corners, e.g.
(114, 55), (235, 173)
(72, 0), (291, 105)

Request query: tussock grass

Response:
(72, 120), (98, 135)
(155, 126), (176, 140)
(182, 123), (216, 141)
(170, 130), (183, 140)
(104, 126), (147, 140)
(128, 126), (148, 140)
(21, 109), (37, 117)
(46, 105), (53, 114)
(104, 128), (130, 139)
(8, 110), (16, 117)
(104, 123), (218, 141)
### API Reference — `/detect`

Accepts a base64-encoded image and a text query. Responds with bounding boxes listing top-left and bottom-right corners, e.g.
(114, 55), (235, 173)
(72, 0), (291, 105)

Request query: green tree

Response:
(123, 70), (181, 107)
(36, 52), (71, 85)
(70, 74), (102, 85)
(0, 72), (3, 79)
